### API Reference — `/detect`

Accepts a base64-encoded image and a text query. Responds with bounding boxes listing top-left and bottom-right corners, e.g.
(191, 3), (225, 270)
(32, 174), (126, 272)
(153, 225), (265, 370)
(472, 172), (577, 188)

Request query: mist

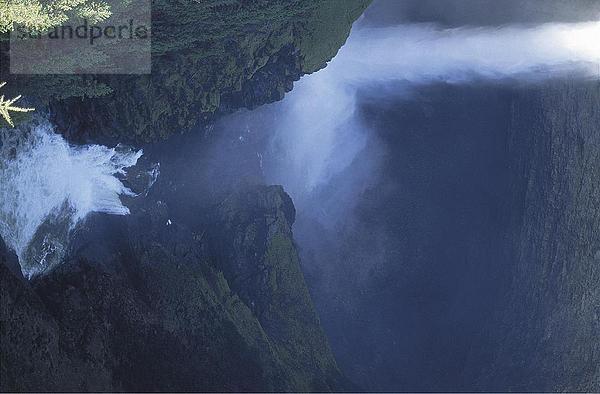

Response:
(265, 21), (600, 208)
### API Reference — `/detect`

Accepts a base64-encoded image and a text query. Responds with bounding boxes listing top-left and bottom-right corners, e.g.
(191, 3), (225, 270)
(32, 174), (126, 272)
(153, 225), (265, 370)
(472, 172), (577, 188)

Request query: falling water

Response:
(0, 119), (143, 277)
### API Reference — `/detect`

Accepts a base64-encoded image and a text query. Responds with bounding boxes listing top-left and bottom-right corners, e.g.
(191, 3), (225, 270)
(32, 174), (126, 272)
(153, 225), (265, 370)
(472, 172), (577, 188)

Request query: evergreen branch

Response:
(0, 82), (35, 127)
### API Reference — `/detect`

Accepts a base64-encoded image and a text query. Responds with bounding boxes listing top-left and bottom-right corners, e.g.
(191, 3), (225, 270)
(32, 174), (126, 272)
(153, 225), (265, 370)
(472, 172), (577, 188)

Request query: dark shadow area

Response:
(360, 0), (600, 28)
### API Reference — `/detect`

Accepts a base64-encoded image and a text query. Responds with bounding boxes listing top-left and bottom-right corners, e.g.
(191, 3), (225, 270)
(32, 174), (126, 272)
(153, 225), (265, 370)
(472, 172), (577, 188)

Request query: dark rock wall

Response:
(466, 80), (600, 392)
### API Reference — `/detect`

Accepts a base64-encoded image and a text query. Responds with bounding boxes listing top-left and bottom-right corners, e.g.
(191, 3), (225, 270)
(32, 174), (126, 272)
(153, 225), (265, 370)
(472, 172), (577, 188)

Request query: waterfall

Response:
(0, 120), (143, 277)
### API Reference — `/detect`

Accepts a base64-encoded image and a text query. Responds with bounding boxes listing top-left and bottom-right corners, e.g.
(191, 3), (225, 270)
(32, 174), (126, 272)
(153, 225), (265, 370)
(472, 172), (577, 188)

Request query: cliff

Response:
(0, 2), (371, 390)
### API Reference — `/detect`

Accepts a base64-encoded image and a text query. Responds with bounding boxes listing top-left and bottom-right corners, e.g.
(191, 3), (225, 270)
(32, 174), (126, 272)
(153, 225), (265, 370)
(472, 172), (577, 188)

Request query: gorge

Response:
(1, 0), (599, 392)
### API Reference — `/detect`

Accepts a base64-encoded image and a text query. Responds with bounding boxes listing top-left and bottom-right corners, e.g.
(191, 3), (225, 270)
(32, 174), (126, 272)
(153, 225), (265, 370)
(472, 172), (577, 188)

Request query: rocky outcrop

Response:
(209, 186), (344, 390)
(0, 186), (344, 392)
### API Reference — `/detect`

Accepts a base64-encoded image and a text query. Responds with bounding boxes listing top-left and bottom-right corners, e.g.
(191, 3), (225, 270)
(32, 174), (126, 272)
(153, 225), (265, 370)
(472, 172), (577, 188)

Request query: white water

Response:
(0, 120), (142, 277)
(267, 21), (600, 202)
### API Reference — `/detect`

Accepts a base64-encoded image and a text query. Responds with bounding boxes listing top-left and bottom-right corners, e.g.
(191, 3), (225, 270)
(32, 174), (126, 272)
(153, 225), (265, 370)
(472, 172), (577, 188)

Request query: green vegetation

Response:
(0, 0), (111, 34)
(0, 0), (117, 108)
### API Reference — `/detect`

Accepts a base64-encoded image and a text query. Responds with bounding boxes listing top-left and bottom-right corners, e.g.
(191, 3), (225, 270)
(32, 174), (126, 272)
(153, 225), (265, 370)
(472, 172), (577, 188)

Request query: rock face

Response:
(210, 187), (344, 390)
(0, 186), (344, 392)
(465, 80), (600, 392)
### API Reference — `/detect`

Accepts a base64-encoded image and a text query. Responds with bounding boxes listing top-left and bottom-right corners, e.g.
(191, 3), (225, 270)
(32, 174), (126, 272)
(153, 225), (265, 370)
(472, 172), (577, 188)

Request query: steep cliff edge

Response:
(0, 185), (344, 392)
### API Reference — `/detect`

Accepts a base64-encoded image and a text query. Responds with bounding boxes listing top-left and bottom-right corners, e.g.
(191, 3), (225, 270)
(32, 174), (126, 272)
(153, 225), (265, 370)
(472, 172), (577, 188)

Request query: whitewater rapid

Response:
(0, 120), (142, 278)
